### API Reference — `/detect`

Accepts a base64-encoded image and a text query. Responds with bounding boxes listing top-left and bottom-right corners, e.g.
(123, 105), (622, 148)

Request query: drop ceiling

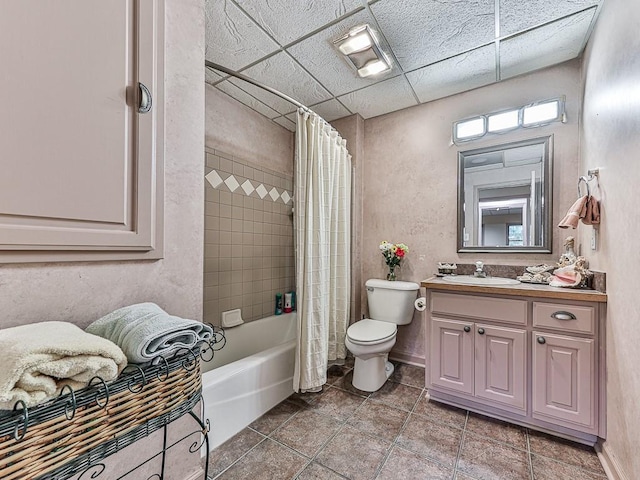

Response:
(205, 0), (601, 131)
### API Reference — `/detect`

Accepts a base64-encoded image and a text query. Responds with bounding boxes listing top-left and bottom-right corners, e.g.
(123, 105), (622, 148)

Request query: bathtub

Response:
(201, 312), (297, 450)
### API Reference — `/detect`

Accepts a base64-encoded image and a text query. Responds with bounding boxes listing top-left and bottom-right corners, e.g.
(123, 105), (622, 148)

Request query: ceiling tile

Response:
(500, 9), (595, 80)
(309, 99), (352, 122)
(273, 116), (296, 131)
(205, 68), (224, 85)
(371, 0), (495, 71)
(500, 0), (599, 36)
(235, 52), (332, 115)
(287, 9), (395, 97)
(205, 0), (280, 70)
(215, 80), (281, 118)
(337, 75), (418, 119)
(234, 0), (363, 45)
(407, 45), (497, 103)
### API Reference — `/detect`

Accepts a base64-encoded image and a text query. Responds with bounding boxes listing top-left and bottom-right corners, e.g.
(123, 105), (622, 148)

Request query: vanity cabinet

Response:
(424, 282), (606, 443)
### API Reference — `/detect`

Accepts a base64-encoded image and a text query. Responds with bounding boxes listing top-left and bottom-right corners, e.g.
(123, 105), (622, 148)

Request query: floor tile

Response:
(528, 430), (605, 474)
(456, 434), (531, 480)
(369, 381), (422, 412)
(250, 400), (301, 435)
(412, 392), (467, 429)
(206, 428), (264, 478)
(347, 399), (410, 442)
(389, 362), (426, 388)
(272, 409), (342, 457)
(316, 425), (391, 480)
(288, 388), (325, 408)
(217, 438), (308, 480)
(332, 370), (372, 397)
(531, 454), (607, 480)
(296, 461), (347, 479)
(453, 473), (478, 480)
(309, 386), (366, 421)
(465, 413), (527, 450)
(376, 446), (454, 480)
(326, 364), (351, 385)
(397, 413), (463, 467)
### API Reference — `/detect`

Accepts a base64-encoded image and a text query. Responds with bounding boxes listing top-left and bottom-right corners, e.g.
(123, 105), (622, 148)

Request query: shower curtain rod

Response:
(205, 60), (310, 112)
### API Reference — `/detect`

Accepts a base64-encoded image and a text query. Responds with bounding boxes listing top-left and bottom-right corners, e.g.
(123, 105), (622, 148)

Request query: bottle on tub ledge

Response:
(284, 292), (293, 313)
(275, 293), (283, 315)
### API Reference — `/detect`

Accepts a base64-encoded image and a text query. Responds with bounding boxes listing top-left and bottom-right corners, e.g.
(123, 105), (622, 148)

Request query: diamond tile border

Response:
(206, 169), (292, 204)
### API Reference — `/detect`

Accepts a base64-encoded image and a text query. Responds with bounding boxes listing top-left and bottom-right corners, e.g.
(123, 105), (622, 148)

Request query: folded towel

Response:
(581, 196), (601, 225)
(558, 196), (588, 229)
(0, 322), (127, 410)
(86, 303), (213, 364)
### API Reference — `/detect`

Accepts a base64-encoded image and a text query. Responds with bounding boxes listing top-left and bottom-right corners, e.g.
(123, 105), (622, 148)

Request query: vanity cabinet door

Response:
(475, 325), (527, 411)
(532, 332), (595, 430)
(430, 318), (474, 395)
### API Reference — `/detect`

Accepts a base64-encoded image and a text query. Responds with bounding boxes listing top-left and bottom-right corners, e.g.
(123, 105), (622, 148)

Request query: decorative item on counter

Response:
(549, 256), (592, 288)
(437, 262), (457, 276)
(558, 236), (578, 267)
(517, 264), (555, 284)
(379, 241), (409, 281)
(275, 293), (283, 315)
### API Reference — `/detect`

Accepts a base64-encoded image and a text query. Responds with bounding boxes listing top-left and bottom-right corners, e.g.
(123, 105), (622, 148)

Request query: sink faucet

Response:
(474, 261), (487, 278)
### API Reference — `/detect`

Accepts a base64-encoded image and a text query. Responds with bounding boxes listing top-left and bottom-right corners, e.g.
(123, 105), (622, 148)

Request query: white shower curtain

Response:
(293, 109), (351, 392)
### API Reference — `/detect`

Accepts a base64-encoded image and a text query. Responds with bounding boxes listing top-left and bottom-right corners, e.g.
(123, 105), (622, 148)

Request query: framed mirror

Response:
(457, 136), (553, 253)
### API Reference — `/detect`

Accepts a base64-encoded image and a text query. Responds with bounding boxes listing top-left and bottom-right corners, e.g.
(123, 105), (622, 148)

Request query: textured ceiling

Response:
(205, 0), (601, 131)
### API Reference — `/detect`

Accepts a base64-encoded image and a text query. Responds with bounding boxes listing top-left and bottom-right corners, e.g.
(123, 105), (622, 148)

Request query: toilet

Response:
(345, 279), (420, 392)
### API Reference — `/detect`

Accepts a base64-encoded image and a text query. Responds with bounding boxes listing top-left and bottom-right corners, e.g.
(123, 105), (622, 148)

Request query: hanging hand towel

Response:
(86, 303), (213, 364)
(581, 196), (601, 225)
(558, 195), (588, 229)
(0, 322), (127, 410)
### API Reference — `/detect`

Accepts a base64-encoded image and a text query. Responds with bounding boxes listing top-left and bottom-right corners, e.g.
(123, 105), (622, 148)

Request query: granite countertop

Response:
(422, 277), (608, 303)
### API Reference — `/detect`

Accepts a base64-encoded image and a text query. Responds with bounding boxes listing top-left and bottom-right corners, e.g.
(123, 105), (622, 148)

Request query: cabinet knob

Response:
(138, 82), (153, 114)
(551, 311), (577, 321)
(537, 336), (546, 344)
(477, 328), (485, 335)
(463, 326), (471, 332)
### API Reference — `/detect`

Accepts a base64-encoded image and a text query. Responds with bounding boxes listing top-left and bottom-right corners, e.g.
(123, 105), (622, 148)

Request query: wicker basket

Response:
(0, 350), (202, 480)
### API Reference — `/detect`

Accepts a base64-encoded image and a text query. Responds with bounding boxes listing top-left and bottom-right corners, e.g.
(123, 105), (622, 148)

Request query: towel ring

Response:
(578, 176), (590, 197)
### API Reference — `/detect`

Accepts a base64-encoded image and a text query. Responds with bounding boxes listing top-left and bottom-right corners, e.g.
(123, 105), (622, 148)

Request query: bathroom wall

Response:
(359, 61), (583, 364)
(204, 85), (295, 326)
(0, 1), (206, 478)
(579, 0), (640, 476)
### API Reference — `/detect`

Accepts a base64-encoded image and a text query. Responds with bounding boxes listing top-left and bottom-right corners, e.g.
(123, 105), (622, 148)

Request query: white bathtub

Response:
(201, 312), (297, 450)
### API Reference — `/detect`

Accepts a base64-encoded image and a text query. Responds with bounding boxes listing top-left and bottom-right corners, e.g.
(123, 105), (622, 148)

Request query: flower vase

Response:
(387, 265), (397, 281)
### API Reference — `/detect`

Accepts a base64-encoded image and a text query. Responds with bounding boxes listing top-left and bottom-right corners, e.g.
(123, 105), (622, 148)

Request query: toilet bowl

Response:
(346, 279), (419, 392)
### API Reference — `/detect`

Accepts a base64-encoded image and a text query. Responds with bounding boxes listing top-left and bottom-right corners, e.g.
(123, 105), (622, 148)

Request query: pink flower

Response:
(396, 248), (405, 258)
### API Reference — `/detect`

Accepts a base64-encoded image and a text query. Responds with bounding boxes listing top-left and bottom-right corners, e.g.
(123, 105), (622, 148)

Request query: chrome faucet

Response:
(474, 261), (487, 278)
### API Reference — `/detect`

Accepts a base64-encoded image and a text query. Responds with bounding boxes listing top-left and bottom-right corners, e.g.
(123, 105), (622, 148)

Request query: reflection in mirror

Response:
(457, 136), (552, 253)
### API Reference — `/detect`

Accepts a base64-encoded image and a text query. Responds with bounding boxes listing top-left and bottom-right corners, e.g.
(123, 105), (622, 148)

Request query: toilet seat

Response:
(346, 319), (396, 345)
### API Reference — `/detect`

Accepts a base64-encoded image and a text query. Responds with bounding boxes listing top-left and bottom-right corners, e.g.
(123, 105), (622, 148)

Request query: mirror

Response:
(457, 136), (552, 253)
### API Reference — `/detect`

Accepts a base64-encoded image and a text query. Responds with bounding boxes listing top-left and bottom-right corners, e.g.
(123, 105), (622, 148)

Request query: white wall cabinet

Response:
(425, 286), (606, 444)
(0, 0), (164, 263)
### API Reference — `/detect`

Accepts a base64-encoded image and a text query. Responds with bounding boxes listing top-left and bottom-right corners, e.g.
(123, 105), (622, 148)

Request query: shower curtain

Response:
(293, 109), (351, 393)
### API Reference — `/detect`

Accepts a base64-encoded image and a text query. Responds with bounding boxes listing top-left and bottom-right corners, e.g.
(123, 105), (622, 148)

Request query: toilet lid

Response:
(347, 319), (396, 344)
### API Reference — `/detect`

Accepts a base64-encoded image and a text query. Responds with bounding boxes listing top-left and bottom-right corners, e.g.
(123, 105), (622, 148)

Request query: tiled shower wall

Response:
(204, 147), (295, 326)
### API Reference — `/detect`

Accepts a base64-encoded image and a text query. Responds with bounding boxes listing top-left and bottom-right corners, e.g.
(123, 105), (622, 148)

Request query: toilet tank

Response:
(366, 279), (420, 325)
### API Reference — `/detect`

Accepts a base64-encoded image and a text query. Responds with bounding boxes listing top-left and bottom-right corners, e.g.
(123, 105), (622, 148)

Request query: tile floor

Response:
(206, 361), (607, 480)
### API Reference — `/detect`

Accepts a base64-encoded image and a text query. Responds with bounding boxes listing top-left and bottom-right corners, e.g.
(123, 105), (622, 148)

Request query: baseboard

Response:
(184, 467), (206, 480)
(389, 350), (425, 368)
(597, 441), (630, 480)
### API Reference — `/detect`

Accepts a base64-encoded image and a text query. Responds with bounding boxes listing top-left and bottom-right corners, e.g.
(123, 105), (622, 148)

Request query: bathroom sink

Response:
(442, 275), (521, 286)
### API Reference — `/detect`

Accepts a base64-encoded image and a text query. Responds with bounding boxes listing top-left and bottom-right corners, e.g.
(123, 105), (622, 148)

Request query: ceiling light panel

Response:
(337, 75), (417, 119)
(500, 9), (595, 79)
(333, 24), (392, 78)
(370, 0), (495, 71)
(205, 0), (279, 70)
(406, 45), (496, 103)
(499, 0), (599, 36)
(234, 0), (362, 45)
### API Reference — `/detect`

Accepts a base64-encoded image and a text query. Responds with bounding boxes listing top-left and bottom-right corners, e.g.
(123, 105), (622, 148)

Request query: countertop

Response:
(422, 277), (608, 303)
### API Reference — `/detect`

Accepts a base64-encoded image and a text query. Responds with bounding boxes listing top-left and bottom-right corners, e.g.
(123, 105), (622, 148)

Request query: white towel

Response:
(0, 322), (127, 410)
(86, 303), (213, 364)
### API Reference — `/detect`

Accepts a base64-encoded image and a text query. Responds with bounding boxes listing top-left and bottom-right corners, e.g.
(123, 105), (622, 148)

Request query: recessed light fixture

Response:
(333, 24), (391, 78)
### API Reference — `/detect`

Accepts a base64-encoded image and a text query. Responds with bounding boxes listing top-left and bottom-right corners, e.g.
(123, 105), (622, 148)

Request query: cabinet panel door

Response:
(430, 318), (474, 395)
(475, 325), (526, 411)
(532, 332), (595, 430)
(0, 0), (163, 258)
